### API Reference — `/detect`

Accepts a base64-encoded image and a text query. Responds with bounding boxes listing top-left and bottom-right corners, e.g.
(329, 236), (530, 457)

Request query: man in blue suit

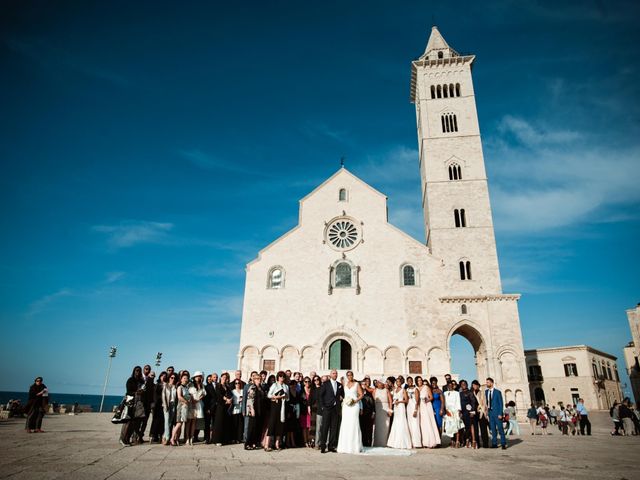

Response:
(485, 377), (507, 449)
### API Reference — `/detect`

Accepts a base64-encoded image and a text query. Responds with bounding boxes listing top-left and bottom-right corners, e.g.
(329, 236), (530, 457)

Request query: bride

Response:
(337, 371), (364, 454)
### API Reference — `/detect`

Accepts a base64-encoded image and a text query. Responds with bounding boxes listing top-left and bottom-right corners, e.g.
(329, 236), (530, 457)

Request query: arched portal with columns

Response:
(447, 321), (489, 382)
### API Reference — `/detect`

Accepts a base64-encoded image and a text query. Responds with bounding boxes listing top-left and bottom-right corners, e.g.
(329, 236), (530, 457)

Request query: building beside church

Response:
(623, 303), (640, 403)
(525, 345), (623, 410)
(237, 27), (531, 409)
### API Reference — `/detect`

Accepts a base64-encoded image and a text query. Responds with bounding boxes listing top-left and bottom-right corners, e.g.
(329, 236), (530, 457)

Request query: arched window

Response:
(402, 265), (416, 286)
(437, 51), (443, 59)
(460, 208), (466, 227)
(448, 163), (462, 180)
(443, 84), (449, 98)
(335, 262), (352, 288)
(459, 260), (472, 280)
(441, 113), (458, 133)
(455, 83), (461, 97)
(454, 209), (461, 228)
(430, 85), (435, 99)
(338, 188), (347, 202)
(268, 267), (284, 289)
(450, 83), (455, 97)
(436, 85), (442, 98)
(461, 304), (467, 315)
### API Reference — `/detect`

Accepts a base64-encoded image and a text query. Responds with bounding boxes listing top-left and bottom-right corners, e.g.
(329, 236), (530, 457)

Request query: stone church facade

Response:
(237, 27), (530, 408)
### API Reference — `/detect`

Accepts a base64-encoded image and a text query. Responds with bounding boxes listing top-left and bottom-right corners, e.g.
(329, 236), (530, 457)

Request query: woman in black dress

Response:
(149, 371), (166, 443)
(285, 380), (299, 448)
(244, 373), (264, 450)
(211, 372), (232, 445)
(265, 371), (289, 451)
(119, 366), (144, 446)
(25, 377), (47, 433)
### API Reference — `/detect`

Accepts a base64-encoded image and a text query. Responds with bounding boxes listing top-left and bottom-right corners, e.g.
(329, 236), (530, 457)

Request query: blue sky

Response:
(1, 1), (638, 396)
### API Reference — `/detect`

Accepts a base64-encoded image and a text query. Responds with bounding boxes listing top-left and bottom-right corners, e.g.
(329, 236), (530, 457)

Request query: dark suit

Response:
(318, 379), (344, 450)
(485, 387), (506, 447)
(204, 382), (217, 442)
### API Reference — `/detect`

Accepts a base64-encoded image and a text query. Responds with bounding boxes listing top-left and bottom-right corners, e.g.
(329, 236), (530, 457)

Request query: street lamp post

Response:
(155, 352), (162, 368)
(99, 346), (117, 413)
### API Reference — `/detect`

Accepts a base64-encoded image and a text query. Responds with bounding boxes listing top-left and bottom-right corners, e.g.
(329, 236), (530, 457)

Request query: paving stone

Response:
(0, 412), (638, 479)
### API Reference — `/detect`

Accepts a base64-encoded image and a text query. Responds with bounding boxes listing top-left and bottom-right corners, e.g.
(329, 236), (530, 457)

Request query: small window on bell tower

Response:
(339, 188), (347, 202)
(438, 51), (443, 59)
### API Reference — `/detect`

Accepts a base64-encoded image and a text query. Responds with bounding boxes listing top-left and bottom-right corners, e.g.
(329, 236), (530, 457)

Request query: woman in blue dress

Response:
(430, 377), (444, 433)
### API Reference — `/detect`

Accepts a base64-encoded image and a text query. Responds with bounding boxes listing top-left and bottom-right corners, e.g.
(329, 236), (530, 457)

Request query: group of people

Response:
(526, 401), (592, 436)
(610, 398), (640, 436)
(117, 365), (514, 452)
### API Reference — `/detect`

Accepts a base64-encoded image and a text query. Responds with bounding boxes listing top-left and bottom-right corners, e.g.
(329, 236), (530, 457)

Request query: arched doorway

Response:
(448, 323), (487, 382)
(534, 387), (545, 404)
(329, 340), (352, 370)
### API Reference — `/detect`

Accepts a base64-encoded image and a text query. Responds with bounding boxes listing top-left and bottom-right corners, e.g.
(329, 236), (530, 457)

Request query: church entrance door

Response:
(329, 340), (352, 370)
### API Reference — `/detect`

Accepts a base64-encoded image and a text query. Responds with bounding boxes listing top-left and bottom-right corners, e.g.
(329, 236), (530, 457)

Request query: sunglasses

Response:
(304, 380), (311, 383)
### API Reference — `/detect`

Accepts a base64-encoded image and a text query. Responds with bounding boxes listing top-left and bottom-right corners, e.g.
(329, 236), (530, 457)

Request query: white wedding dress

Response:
(337, 382), (363, 454)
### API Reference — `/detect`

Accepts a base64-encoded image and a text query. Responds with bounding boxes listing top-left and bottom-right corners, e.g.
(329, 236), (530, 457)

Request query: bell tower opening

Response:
(329, 339), (352, 370)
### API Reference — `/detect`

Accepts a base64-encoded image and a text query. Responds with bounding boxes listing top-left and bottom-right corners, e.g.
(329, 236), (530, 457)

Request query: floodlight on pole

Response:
(155, 352), (162, 367)
(99, 346), (117, 413)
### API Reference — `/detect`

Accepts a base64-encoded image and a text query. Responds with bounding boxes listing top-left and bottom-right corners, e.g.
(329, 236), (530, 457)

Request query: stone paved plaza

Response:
(0, 412), (638, 480)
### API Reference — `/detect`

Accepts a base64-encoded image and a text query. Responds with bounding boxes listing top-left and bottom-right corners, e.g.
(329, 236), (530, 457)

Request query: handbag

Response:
(111, 395), (134, 424)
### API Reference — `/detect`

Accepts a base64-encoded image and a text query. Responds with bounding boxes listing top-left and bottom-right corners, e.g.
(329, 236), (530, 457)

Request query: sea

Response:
(0, 391), (123, 412)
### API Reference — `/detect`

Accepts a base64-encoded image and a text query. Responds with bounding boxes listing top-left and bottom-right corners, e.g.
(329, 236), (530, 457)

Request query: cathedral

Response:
(237, 27), (530, 408)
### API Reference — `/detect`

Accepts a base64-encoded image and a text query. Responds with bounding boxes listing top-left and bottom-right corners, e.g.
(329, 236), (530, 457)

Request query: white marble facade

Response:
(237, 27), (530, 409)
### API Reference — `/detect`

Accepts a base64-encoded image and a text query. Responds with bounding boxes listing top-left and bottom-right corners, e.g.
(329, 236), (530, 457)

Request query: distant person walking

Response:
(526, 404), (538, 435)
(619, 398), (635, 436)
(610, 401), (621, 435)
(575, 398), (591, 435)
(26, 377), (47, 433)
(504, 400), (520, 436)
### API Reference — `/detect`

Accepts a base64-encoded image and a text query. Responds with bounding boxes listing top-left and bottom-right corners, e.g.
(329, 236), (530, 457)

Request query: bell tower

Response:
(411, 26), (502, 295)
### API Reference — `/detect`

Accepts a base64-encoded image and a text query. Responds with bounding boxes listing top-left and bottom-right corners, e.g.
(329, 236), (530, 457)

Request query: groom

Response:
(319, 369), (344, 453)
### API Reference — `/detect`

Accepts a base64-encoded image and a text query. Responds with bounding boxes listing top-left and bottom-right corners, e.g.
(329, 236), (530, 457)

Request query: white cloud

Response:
(7, 37), (129, 87)
(497, 115), (581, 147)
(26, 289), (73, 318)
(93, 221), (174, 249)
(489, 117), (640, 233)
(105, 271), (125, 283)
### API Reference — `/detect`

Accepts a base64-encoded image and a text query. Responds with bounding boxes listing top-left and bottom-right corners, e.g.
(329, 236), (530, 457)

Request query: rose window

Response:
(325, 217), (361, 251)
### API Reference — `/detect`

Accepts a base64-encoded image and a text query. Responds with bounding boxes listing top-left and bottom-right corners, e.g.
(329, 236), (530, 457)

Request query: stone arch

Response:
(240, 346), (259, 374)
(280, 345), (299, 372)
(447, 320), (488, 381)
(406, 346), (426, 375)
(515, 389), (526, 411)
(261, 345), (279, 372)
(428, 346), (448, 378)
(498, 348), (522, 382)
(320, 328), (365, 370)
(300, 345), (319, 374)
(504, 389), (514, 405)
(384, 346), (403, 375)
(363, 346), (384, 376)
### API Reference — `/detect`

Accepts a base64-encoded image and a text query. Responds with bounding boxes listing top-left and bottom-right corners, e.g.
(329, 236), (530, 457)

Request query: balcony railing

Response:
(528, 374), (544, 382)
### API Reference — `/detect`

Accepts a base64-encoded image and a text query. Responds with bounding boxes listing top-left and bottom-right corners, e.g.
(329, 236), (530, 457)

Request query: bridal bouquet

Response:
(345, 397), (356, 407)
